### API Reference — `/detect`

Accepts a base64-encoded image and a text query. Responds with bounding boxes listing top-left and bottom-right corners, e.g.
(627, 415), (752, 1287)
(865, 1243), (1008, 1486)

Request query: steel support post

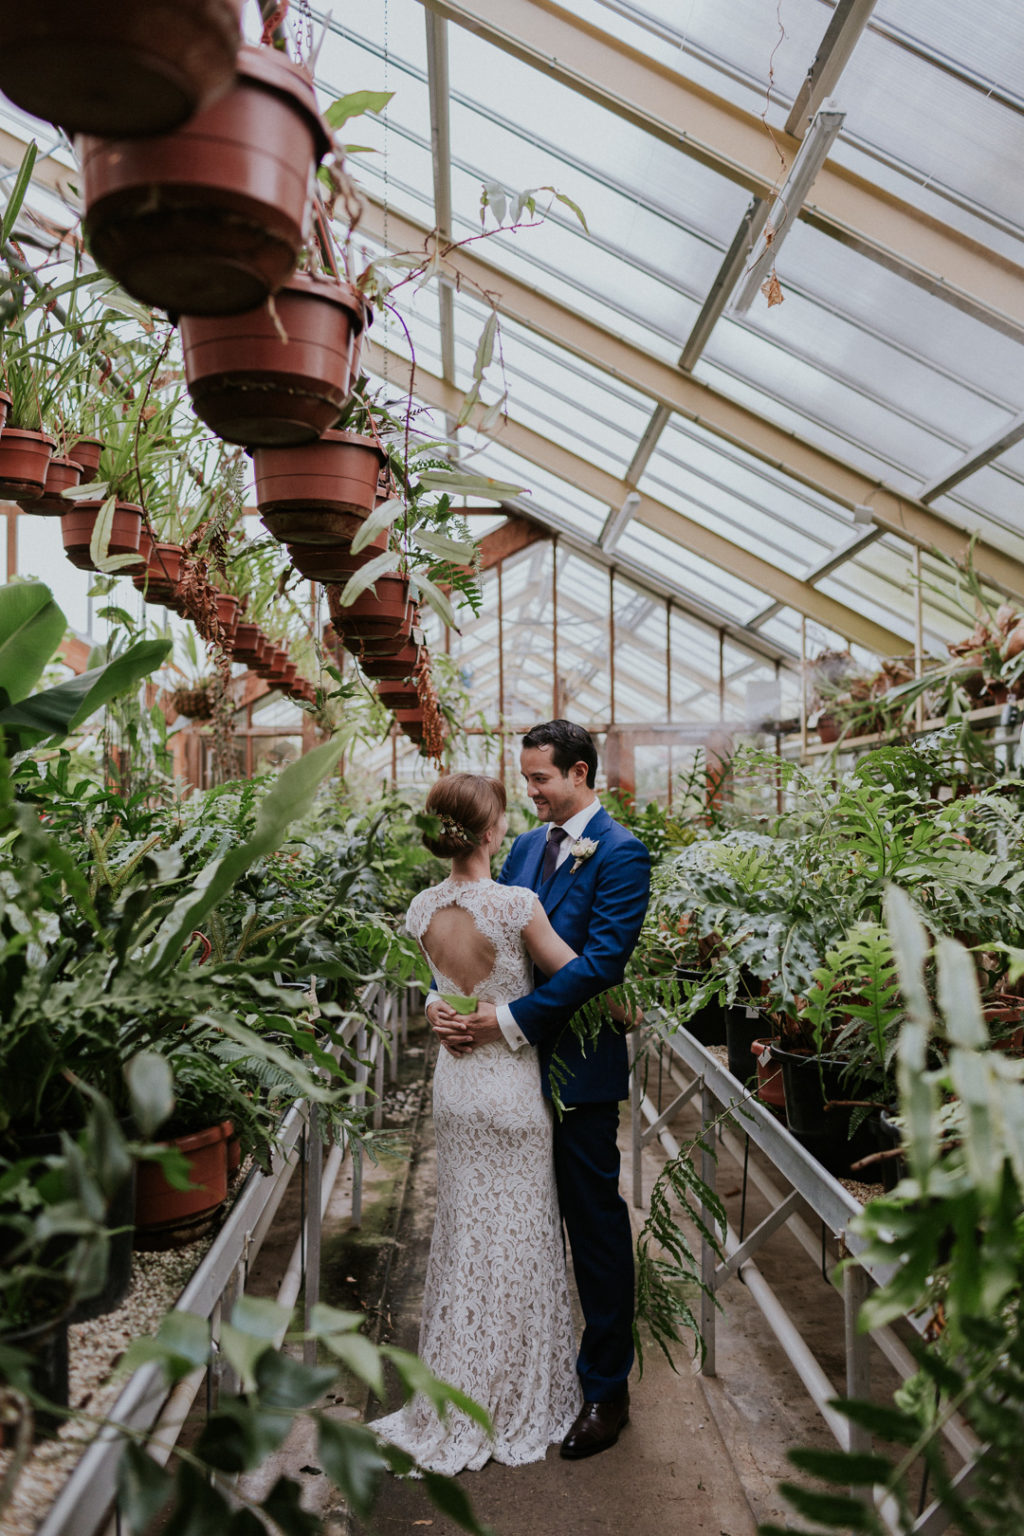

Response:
(303, 1103), (323, 1366)
(351, 1020), (368, 1227)
(844, 1261), (871, 1459)
(390, 990), (401, 1083)
(700, 1081), (718, 1376)
(374, 992), (387, 1129)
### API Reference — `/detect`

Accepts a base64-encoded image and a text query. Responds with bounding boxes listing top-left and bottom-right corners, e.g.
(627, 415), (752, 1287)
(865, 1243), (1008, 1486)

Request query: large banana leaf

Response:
(0, 583), (67, 704)
(0, 636), (172, 750)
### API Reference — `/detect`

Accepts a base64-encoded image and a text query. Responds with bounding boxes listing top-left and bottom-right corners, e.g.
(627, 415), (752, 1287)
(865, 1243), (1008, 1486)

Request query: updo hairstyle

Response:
(422, 773), (506, 858)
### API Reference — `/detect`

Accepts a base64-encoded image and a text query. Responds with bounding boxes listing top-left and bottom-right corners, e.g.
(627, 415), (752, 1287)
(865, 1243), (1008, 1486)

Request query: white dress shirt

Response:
(495, 797), (602, 1050)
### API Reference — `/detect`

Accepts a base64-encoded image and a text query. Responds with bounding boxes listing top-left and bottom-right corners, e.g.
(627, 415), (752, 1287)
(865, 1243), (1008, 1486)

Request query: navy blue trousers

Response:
(552, 1100), (634, 1400)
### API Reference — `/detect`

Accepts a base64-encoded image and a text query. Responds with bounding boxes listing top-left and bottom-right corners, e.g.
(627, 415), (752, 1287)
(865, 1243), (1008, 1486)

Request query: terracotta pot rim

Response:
(0, 426), (56, 446)
(234, 43), (329, 162)
(159, 1120), (228, 1154)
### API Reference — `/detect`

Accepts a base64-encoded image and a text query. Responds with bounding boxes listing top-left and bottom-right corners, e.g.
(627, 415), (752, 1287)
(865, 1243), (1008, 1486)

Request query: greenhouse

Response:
(1, 1), (1023, 1533)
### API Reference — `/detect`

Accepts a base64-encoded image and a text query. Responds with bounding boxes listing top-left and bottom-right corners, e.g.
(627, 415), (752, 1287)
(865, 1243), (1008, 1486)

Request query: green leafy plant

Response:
(108, 1295), (492, 1536)
(765, 885), (1024, 1536)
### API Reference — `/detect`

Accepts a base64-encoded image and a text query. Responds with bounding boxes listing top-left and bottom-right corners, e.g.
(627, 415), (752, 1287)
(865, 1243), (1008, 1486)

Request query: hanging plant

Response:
(253, 427), (387, 544)
(180, 270), (369, 445)
(0, 0), (245, 138)
(79, 44), (331, 316)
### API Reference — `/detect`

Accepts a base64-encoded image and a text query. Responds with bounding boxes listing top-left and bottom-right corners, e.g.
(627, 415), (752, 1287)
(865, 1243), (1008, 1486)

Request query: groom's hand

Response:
(462, 1001), (502, 1046)
(426, 997), (474, 1057)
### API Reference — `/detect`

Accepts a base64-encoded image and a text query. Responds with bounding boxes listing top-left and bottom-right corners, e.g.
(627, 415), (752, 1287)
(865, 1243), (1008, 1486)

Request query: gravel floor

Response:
(0, 1236), (214, 1536)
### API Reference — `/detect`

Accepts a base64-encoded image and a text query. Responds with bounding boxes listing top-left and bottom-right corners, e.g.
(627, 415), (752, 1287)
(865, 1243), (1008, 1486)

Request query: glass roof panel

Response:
(639, 416), (852, 570)
(835, 11), (1024, 233)
(616, 522), (774, 625)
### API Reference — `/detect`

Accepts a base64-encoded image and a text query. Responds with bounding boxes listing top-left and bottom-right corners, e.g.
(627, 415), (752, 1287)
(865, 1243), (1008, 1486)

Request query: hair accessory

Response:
(440, 812), (472, 845)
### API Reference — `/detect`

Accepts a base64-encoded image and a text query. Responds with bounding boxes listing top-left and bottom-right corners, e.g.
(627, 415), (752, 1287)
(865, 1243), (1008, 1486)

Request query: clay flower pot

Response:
(214, 591), (240, 640)
(287, 535), (388, 583)
(0, 427), (55, 501)
(254, 429), (387, 544)
(231, 621), (264, 665)
(132, 541), (185, 604)
(79, 45), (329, 316)
(19, 454), (83, 516)
(68, 434), (104, 483)
(0, 0), (244, 138)
(181, 271), (369, 445)
(358, 639), (424, 681)
(61, 500), (143, 570)
(376, 679), (420, 712)
(328, 573), (414, 654)
(395, 707), (425, 744)
(134, 1121), (230, 1248)
(256, 645), (289, 680)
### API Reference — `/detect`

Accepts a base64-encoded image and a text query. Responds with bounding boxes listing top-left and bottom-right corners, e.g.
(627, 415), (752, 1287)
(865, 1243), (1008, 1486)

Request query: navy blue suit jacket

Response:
(498, 806), (651, 1104)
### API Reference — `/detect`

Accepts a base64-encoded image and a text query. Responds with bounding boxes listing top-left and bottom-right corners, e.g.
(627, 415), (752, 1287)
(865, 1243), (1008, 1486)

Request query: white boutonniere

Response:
(569, 836), (599, 873)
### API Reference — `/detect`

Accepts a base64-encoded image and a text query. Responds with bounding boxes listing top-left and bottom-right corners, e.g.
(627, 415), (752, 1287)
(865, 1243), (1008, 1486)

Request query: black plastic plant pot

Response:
(770, 1045), (879, 1178)
(725, 1003), (764, 1084)
(675, 967), (727, 1046)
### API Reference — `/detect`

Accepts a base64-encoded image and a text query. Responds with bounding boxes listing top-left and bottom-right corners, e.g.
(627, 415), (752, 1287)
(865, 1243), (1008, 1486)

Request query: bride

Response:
(369, 772), (586, 1474)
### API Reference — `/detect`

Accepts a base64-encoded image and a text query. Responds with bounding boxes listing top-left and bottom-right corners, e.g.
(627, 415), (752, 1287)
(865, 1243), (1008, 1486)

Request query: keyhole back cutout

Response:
(421, 903), (497, 998)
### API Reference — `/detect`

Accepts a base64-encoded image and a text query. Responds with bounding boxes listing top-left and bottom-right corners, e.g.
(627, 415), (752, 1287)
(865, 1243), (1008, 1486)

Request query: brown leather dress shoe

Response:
(560, 1391), (630, 1459)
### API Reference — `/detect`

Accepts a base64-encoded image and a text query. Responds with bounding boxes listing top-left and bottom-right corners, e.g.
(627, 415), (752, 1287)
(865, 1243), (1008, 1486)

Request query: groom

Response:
(428, 719), (651, 1459)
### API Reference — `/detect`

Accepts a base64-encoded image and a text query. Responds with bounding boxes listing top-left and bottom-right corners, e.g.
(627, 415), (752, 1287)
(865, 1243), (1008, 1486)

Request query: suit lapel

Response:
(541, 806), (614, 918)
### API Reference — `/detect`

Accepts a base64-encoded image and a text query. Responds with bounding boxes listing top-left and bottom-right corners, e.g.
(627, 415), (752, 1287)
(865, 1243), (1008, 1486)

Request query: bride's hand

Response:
(427, 996), (475, 1057)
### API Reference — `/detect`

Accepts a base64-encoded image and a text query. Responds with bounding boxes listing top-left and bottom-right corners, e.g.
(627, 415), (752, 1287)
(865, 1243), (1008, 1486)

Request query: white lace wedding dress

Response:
(370, 876), (581, 1474)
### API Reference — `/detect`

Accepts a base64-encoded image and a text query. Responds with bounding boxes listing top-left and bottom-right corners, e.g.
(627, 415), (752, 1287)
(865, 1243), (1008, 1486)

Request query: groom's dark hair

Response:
(521, 719), (598, 788)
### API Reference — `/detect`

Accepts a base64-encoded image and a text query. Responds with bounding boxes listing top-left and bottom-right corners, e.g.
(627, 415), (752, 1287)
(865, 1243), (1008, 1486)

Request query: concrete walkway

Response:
(349, 1041), (759, 1536)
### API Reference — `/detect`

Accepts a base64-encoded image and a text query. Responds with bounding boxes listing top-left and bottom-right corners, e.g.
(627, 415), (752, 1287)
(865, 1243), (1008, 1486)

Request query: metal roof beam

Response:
(920, 410), (1024, 504)
(370, 340), (909, 657)
(423, 8), (458, 424)
(786, 0), (880, 136)
(360, 199), (1024, 601)
(414, 0), (1024, 339)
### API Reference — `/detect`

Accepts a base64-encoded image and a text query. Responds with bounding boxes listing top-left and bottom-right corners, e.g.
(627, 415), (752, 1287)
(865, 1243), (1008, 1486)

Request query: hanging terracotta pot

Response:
(181, 272), (369, 445)
(132, 527), (154, 572)
(61, 500), (143, 571)
(231, 621), (264, 664)
(132, 541), (185, 604)
(134, 1120), (230, 1248)
(254, 429), (387, 544)
(79, 45), (329, 317)
(0, 427), (55, 502)
(0, 0), (244, 138)
(286, 534), (388, 583)
(214, 591), (240, 641)
(358, 639), (424, 681)
(376, 679), (420, 712)
(328, 574), (414, 653)
(395, 707), (425, 743)
(256, 644), (288, 680)
(67, 434), (104, 482)
(19, 453), (83, 516)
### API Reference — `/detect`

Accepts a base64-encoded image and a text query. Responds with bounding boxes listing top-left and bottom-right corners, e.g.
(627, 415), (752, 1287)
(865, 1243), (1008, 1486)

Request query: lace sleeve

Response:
(507, 884), (539, 932)
(404, 888), (428, 942)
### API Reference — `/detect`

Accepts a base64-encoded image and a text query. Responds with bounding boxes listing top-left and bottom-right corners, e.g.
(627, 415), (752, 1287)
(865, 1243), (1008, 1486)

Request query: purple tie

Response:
(540, 826), (568, 884)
